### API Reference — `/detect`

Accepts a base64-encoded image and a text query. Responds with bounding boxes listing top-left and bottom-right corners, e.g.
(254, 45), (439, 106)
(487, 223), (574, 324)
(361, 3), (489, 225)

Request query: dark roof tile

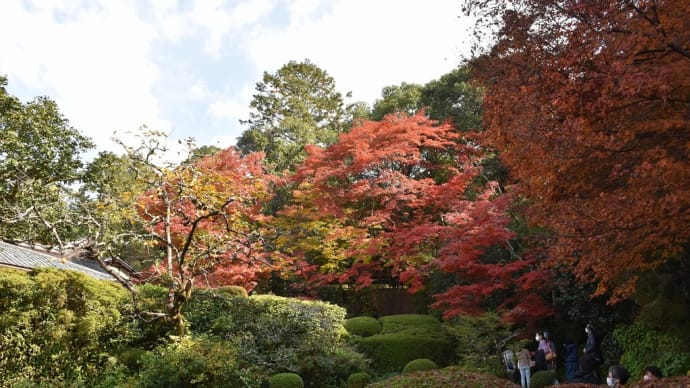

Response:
(0, 241), (115, 281)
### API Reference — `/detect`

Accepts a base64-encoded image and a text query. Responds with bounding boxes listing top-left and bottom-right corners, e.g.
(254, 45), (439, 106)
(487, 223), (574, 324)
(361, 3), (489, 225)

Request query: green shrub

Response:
(136, 335), (260, 387)
(614, 321), (690, 380)
(184, 291), (368, 387)
(351, 314), (454, 374)
(347, 372), (371, 388)
(530, 370), (557, 388)
(345, 316), (382, 337)
(269, 372), (304, 388)
(216, 285), (249, 297)
(118, 347), (148, 370)
(0, 268), (137, 385)
(132, 283), (177, 345)
(403, 358), (439, 373)
(443, 312), (512, 377)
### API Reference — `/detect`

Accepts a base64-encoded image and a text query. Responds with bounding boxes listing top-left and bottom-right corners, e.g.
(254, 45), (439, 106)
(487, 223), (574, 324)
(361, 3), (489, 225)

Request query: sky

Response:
(0, 0), (475, 160)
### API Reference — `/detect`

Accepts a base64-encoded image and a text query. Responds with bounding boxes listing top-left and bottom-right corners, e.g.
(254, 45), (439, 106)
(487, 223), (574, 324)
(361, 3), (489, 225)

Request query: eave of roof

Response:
(0, 241), (115, 281)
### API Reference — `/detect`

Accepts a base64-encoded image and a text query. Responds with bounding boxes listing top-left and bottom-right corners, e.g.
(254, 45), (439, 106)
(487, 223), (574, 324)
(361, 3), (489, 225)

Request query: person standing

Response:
(533, 332), (549, 371)
(543, 331), (558, 371)
(583, 323), (603, 382)
(517, 347), (532, 388)
(563, 337), (579, 381)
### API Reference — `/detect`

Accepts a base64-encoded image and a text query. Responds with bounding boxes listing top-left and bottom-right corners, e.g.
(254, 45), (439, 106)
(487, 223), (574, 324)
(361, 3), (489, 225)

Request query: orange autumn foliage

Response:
(465, 0), (690, 300)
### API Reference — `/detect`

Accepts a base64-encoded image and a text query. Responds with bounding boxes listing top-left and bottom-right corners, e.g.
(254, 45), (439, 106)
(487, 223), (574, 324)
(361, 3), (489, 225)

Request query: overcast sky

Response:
(1, 0), (474, 159)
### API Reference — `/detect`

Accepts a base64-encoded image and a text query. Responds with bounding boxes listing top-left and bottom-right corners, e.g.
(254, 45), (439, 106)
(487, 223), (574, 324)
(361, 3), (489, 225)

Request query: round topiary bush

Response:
(215, 285), (248, 297)
(530, 370), (557, 388)
(344, 316), (382, 337)
(269, 372), (304, 388)
(347, 372), (371, 388)
(402, 358), (439, 374)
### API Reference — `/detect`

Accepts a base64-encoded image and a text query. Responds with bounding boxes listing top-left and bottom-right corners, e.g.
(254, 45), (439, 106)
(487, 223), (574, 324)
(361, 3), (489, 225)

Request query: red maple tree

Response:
(135, 147), (277, 332)
(284, 112), (550, 320)
(464, 0), (690, 300)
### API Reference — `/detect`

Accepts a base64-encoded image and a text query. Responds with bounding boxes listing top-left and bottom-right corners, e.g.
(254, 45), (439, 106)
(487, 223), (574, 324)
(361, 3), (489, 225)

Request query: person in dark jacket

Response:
(584, 324), (602, 362)
(563, 337), (579, 381)
(583, 323), (603, 382)
(568, 354), (599, 384)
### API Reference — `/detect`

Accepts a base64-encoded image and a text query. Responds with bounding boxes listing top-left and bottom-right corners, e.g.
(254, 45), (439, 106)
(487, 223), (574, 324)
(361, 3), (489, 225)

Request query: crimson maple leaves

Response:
(137, 148), (276, 291)
(134, 113), (549, 322)
(283, 112), (543, 320)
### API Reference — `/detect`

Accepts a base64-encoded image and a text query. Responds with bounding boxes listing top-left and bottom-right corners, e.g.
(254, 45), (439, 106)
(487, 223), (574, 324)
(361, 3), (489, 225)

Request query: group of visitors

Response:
(515, 330), (560, 387)
(509, 323), (665, 387)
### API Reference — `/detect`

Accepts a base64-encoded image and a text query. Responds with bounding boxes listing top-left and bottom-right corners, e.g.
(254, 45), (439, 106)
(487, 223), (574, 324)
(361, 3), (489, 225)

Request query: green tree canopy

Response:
(370, 82), (424, 120)
(237, 59), (347, 172)
(0, 76), (94, 244)
(367, 66), (484, 132)
(421, 66), (483, 132)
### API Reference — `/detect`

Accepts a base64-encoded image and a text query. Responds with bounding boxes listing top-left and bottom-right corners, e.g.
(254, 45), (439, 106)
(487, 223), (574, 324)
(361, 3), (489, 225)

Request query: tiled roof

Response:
(0, 241), (115, 281)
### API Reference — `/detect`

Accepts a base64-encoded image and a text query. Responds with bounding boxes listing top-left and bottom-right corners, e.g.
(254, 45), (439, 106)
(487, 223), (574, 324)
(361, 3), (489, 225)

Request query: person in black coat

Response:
(583, 323), (603, 382)
(583, 323), (602, 363)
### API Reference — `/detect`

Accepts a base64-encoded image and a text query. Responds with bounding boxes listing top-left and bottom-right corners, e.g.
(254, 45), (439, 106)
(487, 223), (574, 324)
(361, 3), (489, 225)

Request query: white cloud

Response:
(0, 0), (475, 160)
(208, 82), (253, 121)
(209, 98), (247, 120)
(245, 0), (473, 103)
(0, 0), (167, 156)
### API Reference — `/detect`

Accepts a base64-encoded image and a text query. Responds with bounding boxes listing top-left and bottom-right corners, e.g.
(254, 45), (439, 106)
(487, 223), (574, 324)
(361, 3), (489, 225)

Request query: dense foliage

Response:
(0, 76), (93, 244)
(444, 312), (514, 378)
(402, 358), (439, 374)
(0, 268), (134, 385)
(3, 1), (690, 381)
(280, 111), (545, 321)
(238, 59), (347, 172)
(135, 335), (259, 388)
(464, 0), (690, 301)
(344, 316), (382, 337)
(614, 321), (690, 381)
(184, 290), (367, 387)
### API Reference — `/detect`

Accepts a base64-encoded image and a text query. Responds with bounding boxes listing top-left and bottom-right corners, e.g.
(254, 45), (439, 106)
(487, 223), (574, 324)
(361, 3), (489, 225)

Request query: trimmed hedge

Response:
(403, 358), (439, 373)
(269, 372), (304, 388)
(351, 314), (455, 373)
(347, 372), (371, 388)
(344, 316), (382, 337)
(215, 285), (249, 297)
(530, 370), (557, 388)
